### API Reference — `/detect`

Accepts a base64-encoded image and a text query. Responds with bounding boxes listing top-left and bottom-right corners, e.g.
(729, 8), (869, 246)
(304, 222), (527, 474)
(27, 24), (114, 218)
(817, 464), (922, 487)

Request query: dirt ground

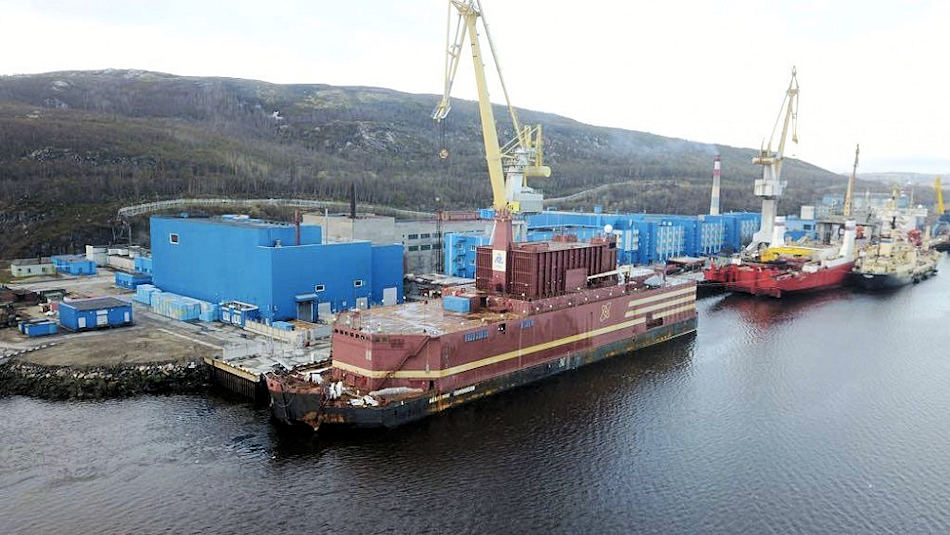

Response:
(16, 325), (223, 367)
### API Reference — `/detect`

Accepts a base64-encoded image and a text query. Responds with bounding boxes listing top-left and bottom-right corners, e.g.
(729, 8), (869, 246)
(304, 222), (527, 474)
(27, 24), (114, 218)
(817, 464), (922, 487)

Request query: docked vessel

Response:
(851, 227), (941, 290)
(851, 241), (939, 290)
(851, 183), (942, 289)
(703, 218), (857, 298)
(265, 0), (698, 432)
(267, 216), (698, 431)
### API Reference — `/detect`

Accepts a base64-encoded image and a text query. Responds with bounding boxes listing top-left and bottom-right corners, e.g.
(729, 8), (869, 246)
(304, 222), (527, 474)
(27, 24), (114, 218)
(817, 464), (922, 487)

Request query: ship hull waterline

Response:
(850, 266), (937, 291)
(850, 272), (914, 291)
(268, 317), (697, 432)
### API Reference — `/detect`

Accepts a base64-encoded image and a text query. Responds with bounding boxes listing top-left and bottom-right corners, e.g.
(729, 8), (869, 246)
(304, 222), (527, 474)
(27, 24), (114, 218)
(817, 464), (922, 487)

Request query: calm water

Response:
(4, 260), (950, 534)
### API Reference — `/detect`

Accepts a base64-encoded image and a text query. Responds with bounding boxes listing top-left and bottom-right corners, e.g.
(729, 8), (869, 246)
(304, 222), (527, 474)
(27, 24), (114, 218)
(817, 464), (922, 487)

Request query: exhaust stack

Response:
(710, 155), (721, 215)
(770, 216), (786, 247)
(839, 220), (857, 260)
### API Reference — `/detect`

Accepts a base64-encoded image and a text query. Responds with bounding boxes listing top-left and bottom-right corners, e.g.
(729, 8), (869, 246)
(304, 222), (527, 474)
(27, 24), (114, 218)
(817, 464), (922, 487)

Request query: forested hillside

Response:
(0, 69), (873, 258)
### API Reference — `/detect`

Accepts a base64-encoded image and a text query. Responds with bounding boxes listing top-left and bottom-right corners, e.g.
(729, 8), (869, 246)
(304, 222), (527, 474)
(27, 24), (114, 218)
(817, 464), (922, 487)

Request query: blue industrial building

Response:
(150, 215), (404, 322)
(59, 297), (133, 331)
(50, 255), (98, 276)
(446, 210), (760, 278)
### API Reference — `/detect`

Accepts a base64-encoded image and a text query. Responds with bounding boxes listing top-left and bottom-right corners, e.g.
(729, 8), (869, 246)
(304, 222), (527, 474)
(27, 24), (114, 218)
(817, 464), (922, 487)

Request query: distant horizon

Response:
(0, 1), (946, 176)
(4, 66), (946, 179)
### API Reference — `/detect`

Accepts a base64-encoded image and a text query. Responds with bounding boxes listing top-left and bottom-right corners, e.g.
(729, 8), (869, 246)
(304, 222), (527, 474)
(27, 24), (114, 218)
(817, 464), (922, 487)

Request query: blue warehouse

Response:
(150, 215), (403, 323)
(447, 210), (761, 278)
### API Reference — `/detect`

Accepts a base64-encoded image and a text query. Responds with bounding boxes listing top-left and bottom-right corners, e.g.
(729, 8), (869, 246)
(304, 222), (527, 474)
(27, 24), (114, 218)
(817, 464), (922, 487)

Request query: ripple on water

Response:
(5, 265), (950, 533)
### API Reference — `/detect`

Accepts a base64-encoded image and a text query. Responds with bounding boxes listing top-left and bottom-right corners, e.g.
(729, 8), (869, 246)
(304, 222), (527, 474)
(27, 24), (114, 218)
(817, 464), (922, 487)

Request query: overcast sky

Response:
(2, 0), (947, 175)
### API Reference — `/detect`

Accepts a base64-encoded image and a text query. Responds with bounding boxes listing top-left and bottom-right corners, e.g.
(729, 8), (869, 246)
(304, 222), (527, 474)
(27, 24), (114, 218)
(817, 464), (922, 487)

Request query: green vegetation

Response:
(0, 69), (897, 258)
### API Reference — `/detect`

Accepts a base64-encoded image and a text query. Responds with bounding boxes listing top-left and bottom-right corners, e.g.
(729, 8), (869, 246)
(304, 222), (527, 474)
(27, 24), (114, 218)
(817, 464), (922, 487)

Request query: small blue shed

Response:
(50, 255), (98, 276)
(58, 297), (133, 331)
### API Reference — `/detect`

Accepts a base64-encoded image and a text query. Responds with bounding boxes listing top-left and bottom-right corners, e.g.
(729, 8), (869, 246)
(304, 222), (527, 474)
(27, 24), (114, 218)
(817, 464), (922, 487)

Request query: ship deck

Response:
(340, 275), (696, 337)
(339, 298), (516, 336)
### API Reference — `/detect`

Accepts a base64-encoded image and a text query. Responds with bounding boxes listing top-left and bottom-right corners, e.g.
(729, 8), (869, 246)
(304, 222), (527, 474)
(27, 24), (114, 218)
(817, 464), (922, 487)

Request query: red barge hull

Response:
(703, 261), (854, 298)
(268, 281), (698, 431)
(268, 314), (697, 431)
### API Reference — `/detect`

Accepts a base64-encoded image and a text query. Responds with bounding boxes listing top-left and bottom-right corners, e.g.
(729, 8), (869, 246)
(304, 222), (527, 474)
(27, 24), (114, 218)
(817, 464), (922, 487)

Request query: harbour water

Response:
(3, 259), (950, 534)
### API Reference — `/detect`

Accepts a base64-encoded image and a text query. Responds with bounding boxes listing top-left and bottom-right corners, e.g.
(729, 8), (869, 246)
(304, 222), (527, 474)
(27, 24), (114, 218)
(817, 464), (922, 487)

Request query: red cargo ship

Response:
(703, 257), (854, 298)
(266, 215), (698, 431)
(703, 220), (857, 298)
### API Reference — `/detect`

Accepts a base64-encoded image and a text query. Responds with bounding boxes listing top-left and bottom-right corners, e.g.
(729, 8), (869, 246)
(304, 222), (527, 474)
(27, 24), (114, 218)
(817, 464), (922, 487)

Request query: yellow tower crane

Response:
(934, 176), (945, 216)
(432, 0), (550, 214)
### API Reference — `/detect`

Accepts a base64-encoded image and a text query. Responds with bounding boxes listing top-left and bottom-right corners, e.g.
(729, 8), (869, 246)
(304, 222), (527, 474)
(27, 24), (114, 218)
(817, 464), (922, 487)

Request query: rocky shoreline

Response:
(0, 358), (209, 400)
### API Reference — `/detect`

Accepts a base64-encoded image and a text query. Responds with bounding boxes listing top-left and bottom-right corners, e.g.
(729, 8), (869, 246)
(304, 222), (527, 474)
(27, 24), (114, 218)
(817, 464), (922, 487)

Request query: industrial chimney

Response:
(709, 155), (722, 216)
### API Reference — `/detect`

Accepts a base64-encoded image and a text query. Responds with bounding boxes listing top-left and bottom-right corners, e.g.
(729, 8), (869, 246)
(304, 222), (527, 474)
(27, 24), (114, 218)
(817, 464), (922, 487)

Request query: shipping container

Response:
(115, 271), (153, 290)
(219, 301), (260, 327)
(134, 284), (160, 305)
(18, 320), (58, 337)
(134, 256), (153, 275)
(442, 295), (471, 313)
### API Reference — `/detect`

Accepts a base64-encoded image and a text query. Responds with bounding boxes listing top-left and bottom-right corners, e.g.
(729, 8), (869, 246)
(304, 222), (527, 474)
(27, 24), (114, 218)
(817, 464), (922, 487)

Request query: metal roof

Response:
(62, 297), (131, 311)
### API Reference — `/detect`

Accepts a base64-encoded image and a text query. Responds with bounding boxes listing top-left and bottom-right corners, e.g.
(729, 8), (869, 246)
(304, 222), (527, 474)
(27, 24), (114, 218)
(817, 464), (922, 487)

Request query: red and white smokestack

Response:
(710, 155), (722, 216)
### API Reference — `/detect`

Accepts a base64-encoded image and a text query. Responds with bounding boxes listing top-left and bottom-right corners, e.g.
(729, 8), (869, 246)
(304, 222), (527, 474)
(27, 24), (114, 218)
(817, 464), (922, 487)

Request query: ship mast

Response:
(843, 144), (859, 218)
(748, 68), (799, 252)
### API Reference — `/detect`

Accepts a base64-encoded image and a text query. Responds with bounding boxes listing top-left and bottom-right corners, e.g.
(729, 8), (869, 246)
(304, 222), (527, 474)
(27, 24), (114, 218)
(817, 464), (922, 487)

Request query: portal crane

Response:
(747, 68), (800, 251)
(843, 144), (859, 218)
(432, 0), (550, 215)
(935, 176), (945, 217)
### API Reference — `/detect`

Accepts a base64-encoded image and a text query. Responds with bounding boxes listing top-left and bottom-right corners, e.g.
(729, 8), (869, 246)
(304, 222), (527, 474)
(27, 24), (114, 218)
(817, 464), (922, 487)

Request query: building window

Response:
(470, 245), (477, 251)
(314, 284), (325, 292)
(433, 243), (442, 250)
(420, 244), (431, 251)
(169, 233), (179, 244)
(407, 234), (419, 240)
(408, 245), (419, 251)
(353, 279), (364, 288)
(420, 233), (431, 239)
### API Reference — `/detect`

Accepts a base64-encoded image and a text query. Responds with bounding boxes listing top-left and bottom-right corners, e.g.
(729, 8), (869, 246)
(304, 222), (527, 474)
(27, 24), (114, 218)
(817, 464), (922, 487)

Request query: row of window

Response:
(407, 244), (441, 252)
(405, 233), (433, 241)
(313, 280), (362, 292)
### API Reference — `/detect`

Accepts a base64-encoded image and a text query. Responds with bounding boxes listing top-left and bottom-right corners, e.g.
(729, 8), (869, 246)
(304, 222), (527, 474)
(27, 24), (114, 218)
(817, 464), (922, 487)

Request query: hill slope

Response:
(0, 69), (863, 258)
